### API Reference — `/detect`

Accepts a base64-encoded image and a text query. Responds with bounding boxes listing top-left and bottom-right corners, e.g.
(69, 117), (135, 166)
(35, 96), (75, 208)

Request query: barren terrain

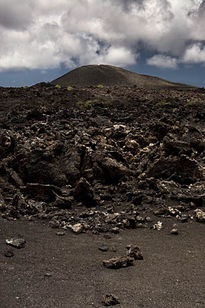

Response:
(0, 81), (204, 307)
(52, 65), (195, 88)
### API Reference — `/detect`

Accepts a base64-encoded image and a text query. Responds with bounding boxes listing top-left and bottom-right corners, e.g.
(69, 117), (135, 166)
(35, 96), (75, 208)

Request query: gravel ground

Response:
(0, 218), (204, 308)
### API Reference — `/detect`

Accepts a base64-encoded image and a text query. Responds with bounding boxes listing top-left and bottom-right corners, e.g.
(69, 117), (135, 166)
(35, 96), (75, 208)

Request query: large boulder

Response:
(146, 155), (204, 184)
(73, 177), (95, 206)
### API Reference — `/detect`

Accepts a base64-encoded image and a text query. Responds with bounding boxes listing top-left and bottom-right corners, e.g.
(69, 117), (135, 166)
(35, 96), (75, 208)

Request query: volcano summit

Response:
(52, 64), (194, 89)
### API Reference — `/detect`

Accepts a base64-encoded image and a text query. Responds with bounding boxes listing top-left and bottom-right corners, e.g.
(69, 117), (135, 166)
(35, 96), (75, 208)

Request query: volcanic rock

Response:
(195, 209), (205, 223)
(170, 228), (179, 235)
(98, 245), (109, 252)
(102, 294), (120, 306)
(153, 221), (163, 231)
(70, 223), (84, 234)
(21, 183), (60, 202)
(103, 256), (134, 269)
(0, 79), (204, 232)
(126, 245), (143, 260)
(73, 177), (95, 206)
(99, 157), (132, 183)
(6, 238), (26, 249)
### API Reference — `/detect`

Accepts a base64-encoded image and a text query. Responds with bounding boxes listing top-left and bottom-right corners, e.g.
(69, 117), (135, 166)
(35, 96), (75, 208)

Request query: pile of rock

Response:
(0, 84), (204, 231)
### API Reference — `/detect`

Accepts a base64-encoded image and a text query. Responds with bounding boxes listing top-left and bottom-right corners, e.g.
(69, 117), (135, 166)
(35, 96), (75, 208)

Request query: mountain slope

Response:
(52, 64), (195, 89)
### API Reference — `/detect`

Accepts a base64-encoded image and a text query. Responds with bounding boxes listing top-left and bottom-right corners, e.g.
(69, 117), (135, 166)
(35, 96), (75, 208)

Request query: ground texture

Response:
(0, 219), (205, 308)
(0, 83), (204, 307)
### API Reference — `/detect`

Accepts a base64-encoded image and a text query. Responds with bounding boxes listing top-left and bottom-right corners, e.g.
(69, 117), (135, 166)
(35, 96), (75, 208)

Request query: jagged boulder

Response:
(74, 177), (95, 206)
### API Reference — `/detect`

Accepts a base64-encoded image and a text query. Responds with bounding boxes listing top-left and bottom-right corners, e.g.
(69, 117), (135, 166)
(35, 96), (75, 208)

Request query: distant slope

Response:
(51, 65), (195, 89)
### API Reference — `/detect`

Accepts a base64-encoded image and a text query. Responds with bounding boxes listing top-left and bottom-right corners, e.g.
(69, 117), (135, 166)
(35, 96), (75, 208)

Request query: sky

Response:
(0, 0), (205, 87)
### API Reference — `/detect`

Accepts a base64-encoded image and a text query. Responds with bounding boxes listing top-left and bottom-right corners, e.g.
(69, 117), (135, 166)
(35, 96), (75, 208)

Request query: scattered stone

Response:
(145, 216), (152, 222)
(49, 219), (60, 229)
(136, 215), (145, 223)
(6, 238), (26, 249)
(195, 209), (205, 223)
(99, 246), (109, 252)
(126, 245), (143, 260)
(168, 207), (179, 216)
(102, 294), (120, 306)
(170, 228), (179, 235)
(70, 223), (84, 234)
(56, 231), (65, 236)
(152, 221), (163, 230)
(177, 214), (189, 223)
(153, 209), (167, 216)
(4, 250), (14, 257)
(136, 223), (147, 228)
(103, 256), (134, 269)
(111, 227), (120, 234)
(44, 272), (52, 278)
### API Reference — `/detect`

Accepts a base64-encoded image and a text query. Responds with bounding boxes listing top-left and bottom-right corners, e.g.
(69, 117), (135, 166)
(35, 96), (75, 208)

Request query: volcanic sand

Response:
(0, 218), (204, 308)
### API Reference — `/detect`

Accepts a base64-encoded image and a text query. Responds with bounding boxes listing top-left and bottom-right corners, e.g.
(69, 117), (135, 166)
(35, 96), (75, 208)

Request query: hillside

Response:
(52, 64), (194, 88)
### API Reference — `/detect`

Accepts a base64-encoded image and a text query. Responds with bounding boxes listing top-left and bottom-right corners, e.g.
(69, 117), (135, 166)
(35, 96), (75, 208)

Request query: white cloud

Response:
(183, 43), (205, 63)
(0, 0), (204, 71)
(147, 55), (178, 69)
(190, 1), (205, 40)
(103, 47), (137, 66)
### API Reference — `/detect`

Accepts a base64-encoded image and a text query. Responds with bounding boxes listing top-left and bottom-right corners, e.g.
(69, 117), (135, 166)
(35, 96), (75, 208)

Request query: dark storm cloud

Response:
(118, 0), (171, 11)
(117, 0), (144, 10)
(199, 0), (205, 11)
(0, 1), (34, 30)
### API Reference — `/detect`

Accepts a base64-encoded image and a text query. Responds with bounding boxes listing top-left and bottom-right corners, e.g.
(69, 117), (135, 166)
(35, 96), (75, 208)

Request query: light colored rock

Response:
(195, 209), (205, 223)
(6, 238), (26, 249)
(170, 228), (179, 235)
(153, 221), (163, 230)
(70, 223), (84, 234)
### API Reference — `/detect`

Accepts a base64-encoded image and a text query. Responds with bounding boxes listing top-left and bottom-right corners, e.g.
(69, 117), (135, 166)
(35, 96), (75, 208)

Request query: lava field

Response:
(0, 83), (204, 232)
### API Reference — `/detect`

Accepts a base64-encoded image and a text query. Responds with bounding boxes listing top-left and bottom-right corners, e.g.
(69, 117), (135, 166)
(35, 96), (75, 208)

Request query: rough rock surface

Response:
(103, 256), (134, 269)
(126, 244), (143, 260)
(102, 294), (120, 306)
(5, 238), (26, 249)
(0, 84), (204, 232)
